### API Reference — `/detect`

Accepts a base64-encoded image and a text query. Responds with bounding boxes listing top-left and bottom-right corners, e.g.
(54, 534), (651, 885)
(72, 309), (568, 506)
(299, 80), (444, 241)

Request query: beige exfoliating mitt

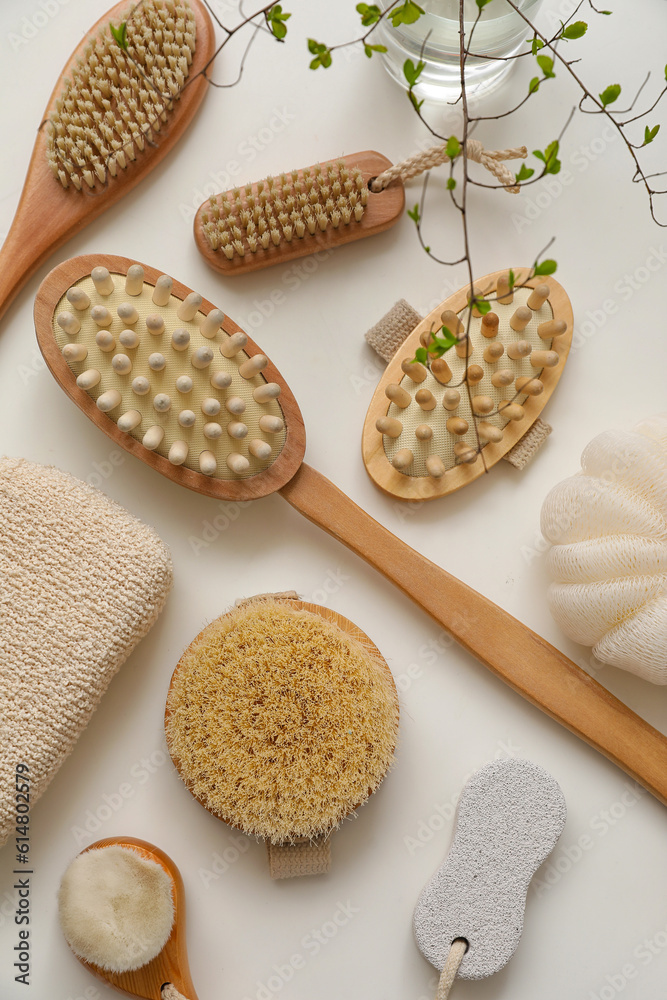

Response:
(0, 457), (172, 846)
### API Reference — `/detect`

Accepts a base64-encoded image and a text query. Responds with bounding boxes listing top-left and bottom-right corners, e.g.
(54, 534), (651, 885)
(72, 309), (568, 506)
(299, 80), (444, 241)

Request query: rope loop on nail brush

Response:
(370, 140), (528, 195)
(162, 984), (189, 1000)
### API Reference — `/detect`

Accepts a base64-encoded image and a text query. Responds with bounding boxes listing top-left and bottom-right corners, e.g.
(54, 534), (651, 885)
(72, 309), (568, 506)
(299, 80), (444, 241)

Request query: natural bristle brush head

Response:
(362, 268), (573, 501)
(58, 837), (199, 1000)
(35, 254), (305, 501)
(0, 1), (214, 321)
(165, 597), (399, 864)
(194, 151), (404, 276)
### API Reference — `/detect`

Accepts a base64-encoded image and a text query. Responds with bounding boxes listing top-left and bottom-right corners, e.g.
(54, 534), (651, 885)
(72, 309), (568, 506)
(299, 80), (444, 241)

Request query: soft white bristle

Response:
(146, 314), (165, 336)
(178, 409), (196, 428)
(117, 302), (139, 325)
(191, 346), (214, 369)
(201, 397), (221, 417)
(177, 292), (202, 322)
(112, 354), (132, 375)
(176, 375), (193, 394)
(168, 441), (189, 466)
(91, 305), (112, 328)
(143, 425), (165, 450)
(57, 311), (80, 336)
(227, 453), (250, 474)
(201, 308), (224, 339)
(199, 451), (217, 475)
(220, 332), (247, 358)
(95, 330), (115, 352)
(46, 3), (197, 193)
(148, 353), (166, 372)
(76, 368), (100, 390)
(152, 275), (173, 307)
(62, 343), (87, 363)
(253, 382), (281, 403)
(203, 422), (223, 440)
(210, 371), (232, 390)
(125, 265), (144, 296)
(249, 439), (272, 460)
(239, 354), (267, 379)
(97, 389), (121, 412)
(91, 267), (115, 296)
(153, 393), (171, 412)
(225, 396), (246, 415)
(259, 414), (284, 434)
(66, 287), (90, 311)
(132, 376), (151, 396)
(118, 410), (142, 432)
(119, 328), (140, 349)
(171, 328), (190, 351)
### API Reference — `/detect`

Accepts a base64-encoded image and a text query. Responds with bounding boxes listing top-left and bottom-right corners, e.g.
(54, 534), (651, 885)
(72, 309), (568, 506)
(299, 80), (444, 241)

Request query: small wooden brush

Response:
(0, 0), (214, 322)
(193, 151), (404, 276)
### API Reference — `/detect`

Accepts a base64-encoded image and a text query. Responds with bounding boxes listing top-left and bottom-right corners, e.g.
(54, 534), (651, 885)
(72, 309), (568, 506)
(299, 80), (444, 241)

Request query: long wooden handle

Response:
(280, 464), (667, 805)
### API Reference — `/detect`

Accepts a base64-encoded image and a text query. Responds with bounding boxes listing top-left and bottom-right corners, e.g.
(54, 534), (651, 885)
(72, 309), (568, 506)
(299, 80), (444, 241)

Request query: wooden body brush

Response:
(193, 151), (405, 276)
(58, 837), (198, 1000)
(0, 0), (214, 322)
(363, 268), (573, 500)
(165, 595), (399, 877)
(34, 253), (667, 808)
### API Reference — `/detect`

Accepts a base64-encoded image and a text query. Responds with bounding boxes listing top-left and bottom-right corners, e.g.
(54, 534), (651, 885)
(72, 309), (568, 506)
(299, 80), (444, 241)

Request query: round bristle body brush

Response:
(362, 267), (573, 501)
(34, 253), (667, 809)
(164, 595), (399, 877)
(58, 837), (198, 1000)
(194, 151), (405, 276)
(0, 0), (214, 323)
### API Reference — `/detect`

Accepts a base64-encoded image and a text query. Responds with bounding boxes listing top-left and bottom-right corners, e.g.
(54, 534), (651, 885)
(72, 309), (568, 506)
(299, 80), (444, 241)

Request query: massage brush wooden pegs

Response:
(0, 0), (214, 323)
(35, 254), (667, 807)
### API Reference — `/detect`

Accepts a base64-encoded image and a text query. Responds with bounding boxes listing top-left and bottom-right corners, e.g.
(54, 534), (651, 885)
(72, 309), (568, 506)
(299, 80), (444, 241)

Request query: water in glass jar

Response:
(377, 0), (543, 102)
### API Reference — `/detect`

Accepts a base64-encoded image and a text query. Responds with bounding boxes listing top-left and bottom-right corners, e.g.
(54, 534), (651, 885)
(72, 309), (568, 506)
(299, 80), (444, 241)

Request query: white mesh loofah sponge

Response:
(541, 415), (667, 683)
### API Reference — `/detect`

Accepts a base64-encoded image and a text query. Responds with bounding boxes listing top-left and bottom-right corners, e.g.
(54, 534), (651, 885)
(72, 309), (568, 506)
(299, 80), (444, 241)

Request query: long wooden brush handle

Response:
(280, 463), (667, 806)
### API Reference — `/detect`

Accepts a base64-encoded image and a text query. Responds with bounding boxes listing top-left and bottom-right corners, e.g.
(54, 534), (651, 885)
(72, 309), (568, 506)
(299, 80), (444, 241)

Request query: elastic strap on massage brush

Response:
(369, 139), (528, 195)
(435, 940), (468, 1000)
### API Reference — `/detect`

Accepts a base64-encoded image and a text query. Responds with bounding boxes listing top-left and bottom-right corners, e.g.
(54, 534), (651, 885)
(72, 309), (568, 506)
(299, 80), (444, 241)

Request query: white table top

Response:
(1, 1), (666, 998)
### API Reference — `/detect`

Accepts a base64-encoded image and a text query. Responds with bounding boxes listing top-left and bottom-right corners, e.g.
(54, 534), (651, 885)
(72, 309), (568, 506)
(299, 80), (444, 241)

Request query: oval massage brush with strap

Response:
(34, 253), (667, 807)
(164, 593), (399, 877)
(0, 0), (214, 322)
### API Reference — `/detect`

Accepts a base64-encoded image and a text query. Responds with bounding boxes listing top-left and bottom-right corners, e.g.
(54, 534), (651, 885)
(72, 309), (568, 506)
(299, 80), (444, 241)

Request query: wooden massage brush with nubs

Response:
(34, 254), (667, 808)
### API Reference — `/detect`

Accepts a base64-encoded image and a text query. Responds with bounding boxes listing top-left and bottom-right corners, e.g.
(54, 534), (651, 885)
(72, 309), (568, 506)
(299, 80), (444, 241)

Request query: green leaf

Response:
(536, 54), (555, 78)
(356, 2), (381, 26)
(476, 0), (494, 7)
(110, 21), (128, 50)
(432, 328), (458, 352)
(446, 177), (456, 190)
(599, 83), (621, 106)
(471, 297), (491, 315)
(445, 135), (461, 160)
(528, 76), (540, 94)
(403, 58), (425, 87)
(643, 123), (660, 146)
(390, 1), (425, 27)
(533, 140), (561, 175)
(308, 38), (332, 69)
(409, 91), (424, 111)
(414, 347), (429, 364)
(561, 20), (587, 39)
(508, 268), (516, 290)
(664, 63), (667, 82)
(267, 5), (291, 40)
(533, 258), (558, 276)
(530, 36), (544, 54)
(364, 42), (387, 57)
(407, 203), (421, 224)
(515, 163), (534, 182)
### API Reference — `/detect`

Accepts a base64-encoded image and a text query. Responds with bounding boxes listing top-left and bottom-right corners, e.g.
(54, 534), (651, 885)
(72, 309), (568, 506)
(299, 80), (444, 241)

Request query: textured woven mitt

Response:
(0, 458), (173, 847)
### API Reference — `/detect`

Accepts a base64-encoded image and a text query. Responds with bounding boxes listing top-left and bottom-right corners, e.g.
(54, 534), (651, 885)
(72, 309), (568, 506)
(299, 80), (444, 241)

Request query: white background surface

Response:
(1, 1), (666, 998)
